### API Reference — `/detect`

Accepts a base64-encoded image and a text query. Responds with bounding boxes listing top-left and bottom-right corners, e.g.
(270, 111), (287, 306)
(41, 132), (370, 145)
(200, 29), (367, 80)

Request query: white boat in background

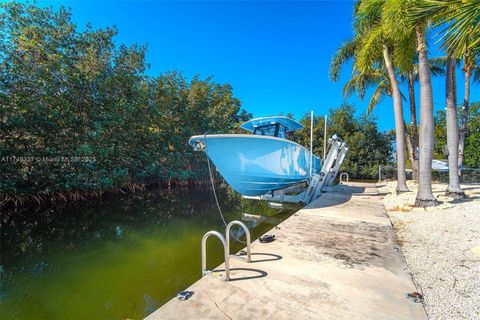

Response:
(432, 160), (449, 172)
(189, 116), (321, 196)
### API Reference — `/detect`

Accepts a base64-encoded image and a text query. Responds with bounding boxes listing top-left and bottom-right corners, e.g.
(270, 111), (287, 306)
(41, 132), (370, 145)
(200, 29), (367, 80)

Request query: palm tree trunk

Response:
(407, 71), (419, 181)
(383, 46), (409, 192)
(404, 122), (415, 181)
(415, 26), (437, 207)
(458, 64), (471, 168)
(445, 56), (464, 198)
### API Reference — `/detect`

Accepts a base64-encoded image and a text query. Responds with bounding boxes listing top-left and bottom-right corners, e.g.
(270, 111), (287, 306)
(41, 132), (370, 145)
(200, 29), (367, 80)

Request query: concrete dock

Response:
(146, 183), (427, 320)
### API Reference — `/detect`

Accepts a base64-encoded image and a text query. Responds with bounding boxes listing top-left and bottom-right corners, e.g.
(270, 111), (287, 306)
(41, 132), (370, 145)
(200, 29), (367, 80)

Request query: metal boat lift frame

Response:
(242, 134), (349, 205)
(324, 141), (349, 186)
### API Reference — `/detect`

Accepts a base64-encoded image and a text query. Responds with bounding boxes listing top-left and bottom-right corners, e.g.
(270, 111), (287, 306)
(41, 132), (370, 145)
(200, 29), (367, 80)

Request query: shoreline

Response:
(0, 178), (224, 212)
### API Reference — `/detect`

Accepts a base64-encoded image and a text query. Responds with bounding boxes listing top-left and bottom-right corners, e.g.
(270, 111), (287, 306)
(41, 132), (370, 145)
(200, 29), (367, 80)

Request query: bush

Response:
(292, 104), (393, 180)
(0, 2), (250, 197)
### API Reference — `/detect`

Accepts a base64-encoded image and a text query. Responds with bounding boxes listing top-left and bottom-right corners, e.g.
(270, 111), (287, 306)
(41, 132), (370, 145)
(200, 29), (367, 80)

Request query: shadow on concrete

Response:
(330, 185), (367, 194)
(249, 252), (282, 263)
(214, 268), (268, 281)
(308, 185), (367, 209)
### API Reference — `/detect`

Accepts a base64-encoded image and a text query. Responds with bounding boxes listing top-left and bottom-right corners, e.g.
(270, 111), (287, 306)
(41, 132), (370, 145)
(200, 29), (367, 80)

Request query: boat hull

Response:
(189, 134), (320, 196)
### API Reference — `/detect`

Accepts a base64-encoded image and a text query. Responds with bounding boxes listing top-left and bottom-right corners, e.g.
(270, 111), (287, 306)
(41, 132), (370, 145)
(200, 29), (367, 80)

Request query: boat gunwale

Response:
(188, 134), (310, 151)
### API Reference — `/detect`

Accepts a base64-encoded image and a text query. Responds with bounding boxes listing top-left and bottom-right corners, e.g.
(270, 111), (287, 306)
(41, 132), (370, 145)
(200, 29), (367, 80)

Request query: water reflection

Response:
(0, 186), (299, 320)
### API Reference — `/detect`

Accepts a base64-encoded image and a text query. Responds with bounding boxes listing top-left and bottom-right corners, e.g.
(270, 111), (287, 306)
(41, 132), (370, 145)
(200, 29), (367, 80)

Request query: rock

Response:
(470, 247), (480, 256)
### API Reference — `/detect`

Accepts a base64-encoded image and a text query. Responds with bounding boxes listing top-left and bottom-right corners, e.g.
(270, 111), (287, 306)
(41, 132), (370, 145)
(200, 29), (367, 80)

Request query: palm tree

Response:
(340, 67), (421, 182)
(413, 25), (438, 206)
(445, 56), (464, 197)
(341, 61), (446, 186)
(331, 0), (412, 193)
(439, 1), (479, 196)
(410, 0), (480, 198)
(459, 52), (479, 167)
(346, 58), (445, 183)
(400, 57), (446, 181)
(357, 1), (421, 194)
(435, 0), (480, 167)
(383, 0), (439, 206)
(406, 70), (419, 181)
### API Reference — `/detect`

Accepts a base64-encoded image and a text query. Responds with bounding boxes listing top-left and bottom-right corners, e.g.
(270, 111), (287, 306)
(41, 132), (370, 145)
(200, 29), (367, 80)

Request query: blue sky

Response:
(30, 1), (480, 130)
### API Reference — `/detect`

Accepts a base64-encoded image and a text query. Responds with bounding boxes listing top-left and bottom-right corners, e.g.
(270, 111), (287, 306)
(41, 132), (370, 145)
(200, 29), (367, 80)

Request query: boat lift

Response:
(303, 135), (345, 204)
(242, 134), (348, 205)
(324, 141), (349, 186)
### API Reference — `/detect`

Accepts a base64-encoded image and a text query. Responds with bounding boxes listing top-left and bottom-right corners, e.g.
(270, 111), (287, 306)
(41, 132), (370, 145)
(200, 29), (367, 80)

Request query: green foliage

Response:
(291, 104), (393, 179)
(0, 2), (251, 196)
(407, 0), (480, 58)
(329, 38), (358, 82)
(464, 103), (480, 168)
(433, 109), (448, 160)
(434, 102), (480, 167)
(353, 0), (417, 75)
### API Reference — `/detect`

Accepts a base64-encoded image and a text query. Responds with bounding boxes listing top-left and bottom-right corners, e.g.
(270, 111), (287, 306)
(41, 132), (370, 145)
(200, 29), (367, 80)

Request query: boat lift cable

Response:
(203, 133), (247, 244)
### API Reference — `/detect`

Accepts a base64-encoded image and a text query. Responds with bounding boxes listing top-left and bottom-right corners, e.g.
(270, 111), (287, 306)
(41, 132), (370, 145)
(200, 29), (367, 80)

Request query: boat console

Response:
(253, 123), (288, 138)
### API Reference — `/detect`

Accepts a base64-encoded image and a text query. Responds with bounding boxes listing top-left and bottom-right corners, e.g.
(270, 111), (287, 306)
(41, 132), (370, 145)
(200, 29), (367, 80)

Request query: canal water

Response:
(0, 187), (300, 320)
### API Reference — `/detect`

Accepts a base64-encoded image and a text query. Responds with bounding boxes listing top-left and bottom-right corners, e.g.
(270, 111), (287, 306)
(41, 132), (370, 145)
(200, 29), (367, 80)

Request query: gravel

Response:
(379, 181), (480, 320)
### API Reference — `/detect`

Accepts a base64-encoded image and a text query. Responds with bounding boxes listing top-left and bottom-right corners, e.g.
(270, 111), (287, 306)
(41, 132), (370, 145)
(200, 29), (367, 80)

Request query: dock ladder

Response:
(201, 221), (252, 281)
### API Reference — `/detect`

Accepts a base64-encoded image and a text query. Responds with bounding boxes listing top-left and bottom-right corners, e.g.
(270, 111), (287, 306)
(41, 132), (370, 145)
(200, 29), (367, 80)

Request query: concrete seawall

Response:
(146, 182), (427, 320)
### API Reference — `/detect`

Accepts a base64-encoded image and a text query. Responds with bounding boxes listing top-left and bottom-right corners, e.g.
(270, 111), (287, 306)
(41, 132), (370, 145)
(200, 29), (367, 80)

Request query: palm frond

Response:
(410, 0), (480, 59)
(342, 70), (386, 100)
(406, 0), (454, 27)
(329, 38), (358, 82)
(367, 79), (390, 114)
(354, 0), (384, 34)
(428, 56), (448, 76)
(391, 32), (417, 73)
(473, 65), (480, 83)
(342, 77), (360, 98)
(439, 0), (480, 58)
(355, 24), (385, 73)
(342, 72), (369, 99)
(383, 0), (415, 42)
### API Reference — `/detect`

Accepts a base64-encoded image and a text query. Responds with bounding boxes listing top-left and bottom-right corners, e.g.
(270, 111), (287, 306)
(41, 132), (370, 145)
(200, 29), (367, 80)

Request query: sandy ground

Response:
(379, 181), (480, 320)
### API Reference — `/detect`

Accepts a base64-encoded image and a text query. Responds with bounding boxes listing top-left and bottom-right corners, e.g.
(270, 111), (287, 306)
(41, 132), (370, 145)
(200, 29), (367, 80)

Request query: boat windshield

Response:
(241, 116), (303, 138)
(253, 124), (287, 138)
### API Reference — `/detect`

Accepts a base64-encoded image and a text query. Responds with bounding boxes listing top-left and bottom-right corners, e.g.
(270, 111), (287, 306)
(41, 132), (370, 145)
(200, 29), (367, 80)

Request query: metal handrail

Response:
(339, 172), (349, 183)
(226, 220), (251, 263)
(201, 231), (230, 281)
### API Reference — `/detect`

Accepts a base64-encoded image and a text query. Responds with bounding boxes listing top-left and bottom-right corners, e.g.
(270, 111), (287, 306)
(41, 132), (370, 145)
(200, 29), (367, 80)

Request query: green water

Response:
(0, 187), (299, 320)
